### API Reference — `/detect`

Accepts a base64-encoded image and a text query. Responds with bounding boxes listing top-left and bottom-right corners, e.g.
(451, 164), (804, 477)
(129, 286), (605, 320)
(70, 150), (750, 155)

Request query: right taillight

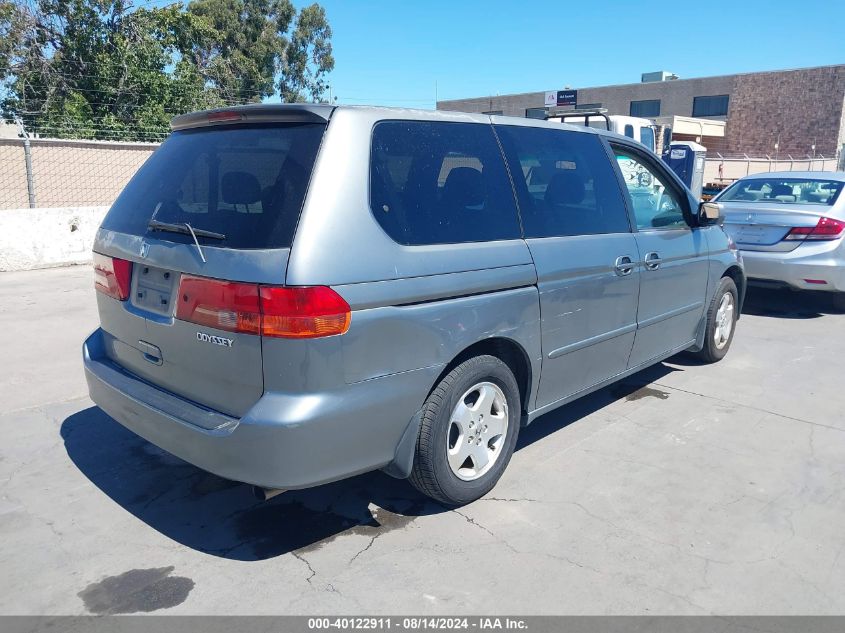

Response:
(93, 252), (132, 301)
(175, 276), (350, 339)
(784, 216), (845, 241)
(260, 286), (351, 339)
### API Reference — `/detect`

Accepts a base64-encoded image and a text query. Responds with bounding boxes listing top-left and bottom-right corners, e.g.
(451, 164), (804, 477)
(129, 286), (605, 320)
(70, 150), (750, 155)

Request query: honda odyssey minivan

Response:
(83, 104), (744, 506)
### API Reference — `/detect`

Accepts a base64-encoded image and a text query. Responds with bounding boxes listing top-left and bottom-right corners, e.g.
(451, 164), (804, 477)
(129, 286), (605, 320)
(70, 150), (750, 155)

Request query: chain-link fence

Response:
(1, 131), (842, 211)
(0, 136), (158, 210)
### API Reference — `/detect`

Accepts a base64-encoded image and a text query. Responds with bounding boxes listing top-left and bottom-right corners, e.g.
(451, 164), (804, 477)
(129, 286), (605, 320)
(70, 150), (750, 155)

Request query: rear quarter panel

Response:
(285, 108), (543, 410)
(704, 224), (746, 307)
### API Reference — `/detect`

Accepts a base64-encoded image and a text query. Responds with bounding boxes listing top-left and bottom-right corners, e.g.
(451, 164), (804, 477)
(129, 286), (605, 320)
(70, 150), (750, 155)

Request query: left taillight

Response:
(176, 275), (262, 335)
(175, 275), (351, 339)
(93, 253), (132, 301)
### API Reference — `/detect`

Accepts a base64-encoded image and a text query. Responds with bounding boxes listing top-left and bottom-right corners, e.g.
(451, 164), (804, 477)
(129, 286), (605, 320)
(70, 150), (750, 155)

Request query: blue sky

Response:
(316, 0), (845, 108)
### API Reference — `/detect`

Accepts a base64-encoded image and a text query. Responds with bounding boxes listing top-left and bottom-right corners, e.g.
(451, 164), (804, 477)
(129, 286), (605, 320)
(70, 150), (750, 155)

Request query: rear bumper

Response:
(83, 329), (439, 489)
(740, 241), (845, 292)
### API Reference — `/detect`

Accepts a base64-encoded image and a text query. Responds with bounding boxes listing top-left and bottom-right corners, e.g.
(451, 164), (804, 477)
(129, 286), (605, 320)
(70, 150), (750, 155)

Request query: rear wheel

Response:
(409, 355), (520, 506)
(695, 276), (738, 363)
(832, 292), (845, 313)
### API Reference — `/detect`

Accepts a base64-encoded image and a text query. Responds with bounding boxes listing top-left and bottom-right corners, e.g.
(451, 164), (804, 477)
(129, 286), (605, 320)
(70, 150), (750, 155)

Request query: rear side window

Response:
(370, 121), (521, 245)
(101, 123), (325, 249)
(495, 125), (631, 238)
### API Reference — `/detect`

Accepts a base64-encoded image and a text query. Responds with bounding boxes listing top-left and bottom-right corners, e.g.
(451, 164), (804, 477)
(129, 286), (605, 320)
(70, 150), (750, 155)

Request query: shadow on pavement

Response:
(61, 363), (679, 561)
(741, 285), (843, 319)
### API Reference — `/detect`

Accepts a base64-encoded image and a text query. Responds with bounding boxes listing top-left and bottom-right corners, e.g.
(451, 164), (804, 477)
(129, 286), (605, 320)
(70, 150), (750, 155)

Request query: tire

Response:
(695, 276), (739, 363)
(831, 292), (845, 313)
(409, 355), (521, 506)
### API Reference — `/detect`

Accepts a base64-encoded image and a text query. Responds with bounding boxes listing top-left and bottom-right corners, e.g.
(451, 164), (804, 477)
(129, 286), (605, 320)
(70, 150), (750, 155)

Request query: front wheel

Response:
(695, 277), (738, 363)
(409, 355), (520, 506)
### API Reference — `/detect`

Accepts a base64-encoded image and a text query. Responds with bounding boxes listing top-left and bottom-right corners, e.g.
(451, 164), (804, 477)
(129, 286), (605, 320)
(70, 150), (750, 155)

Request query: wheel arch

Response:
(431, 337), (533, 420)
(722, 264), (746, 316)
(381, 336), (534, 481)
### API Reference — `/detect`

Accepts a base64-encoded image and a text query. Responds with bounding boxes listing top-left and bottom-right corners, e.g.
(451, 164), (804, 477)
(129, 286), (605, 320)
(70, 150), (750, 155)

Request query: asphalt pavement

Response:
(2, 265), (844, 615)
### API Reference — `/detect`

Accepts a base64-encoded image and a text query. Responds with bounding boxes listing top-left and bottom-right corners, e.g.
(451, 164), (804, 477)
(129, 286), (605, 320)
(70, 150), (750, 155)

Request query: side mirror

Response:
(698, 201), (722, 225)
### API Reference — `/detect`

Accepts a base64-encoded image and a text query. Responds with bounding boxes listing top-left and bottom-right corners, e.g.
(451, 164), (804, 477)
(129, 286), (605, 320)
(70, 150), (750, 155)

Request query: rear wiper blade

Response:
(148, 219), (226, 241)
(148, 220), (225, 264)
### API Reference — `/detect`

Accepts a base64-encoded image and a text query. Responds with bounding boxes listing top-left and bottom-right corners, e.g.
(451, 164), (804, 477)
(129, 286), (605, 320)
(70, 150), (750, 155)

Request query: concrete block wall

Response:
(0, 206), (108, 271)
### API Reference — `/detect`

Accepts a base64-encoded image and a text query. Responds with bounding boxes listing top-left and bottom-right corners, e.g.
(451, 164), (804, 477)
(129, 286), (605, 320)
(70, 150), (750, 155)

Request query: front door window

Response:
(615, 150), (687, 230)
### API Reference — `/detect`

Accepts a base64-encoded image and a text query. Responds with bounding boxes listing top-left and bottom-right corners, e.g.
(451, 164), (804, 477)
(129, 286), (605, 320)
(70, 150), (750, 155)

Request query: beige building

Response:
(437, 64), (845, 160)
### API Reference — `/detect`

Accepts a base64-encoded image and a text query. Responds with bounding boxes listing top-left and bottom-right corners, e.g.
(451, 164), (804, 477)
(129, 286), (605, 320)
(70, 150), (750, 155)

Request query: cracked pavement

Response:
(2, 265), (845, 614)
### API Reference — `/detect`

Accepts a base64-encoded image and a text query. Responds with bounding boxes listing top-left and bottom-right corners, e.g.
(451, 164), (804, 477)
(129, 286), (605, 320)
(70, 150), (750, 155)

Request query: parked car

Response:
(83, 104), (744, 506)
(714, 172), (845, 309)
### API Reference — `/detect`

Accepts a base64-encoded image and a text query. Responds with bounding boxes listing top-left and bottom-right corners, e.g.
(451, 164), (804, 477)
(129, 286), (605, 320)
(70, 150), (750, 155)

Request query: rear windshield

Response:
(717, 178), (844, 206)
(101, 123), (325, 249)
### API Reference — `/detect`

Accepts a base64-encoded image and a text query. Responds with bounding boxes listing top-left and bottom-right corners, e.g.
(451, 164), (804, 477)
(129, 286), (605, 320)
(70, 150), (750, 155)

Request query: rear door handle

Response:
(614, 255), (635, 276)
(138, 340), (163, 365)
(644, 252), (663, 271)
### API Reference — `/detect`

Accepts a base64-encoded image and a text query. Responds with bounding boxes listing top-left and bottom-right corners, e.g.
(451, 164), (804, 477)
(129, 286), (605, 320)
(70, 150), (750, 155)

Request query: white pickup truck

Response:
(547, 109), (657, 153)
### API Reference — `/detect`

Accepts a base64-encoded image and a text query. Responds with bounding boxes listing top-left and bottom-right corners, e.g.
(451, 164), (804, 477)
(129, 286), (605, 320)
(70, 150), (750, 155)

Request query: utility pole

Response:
(15, 117), (36, 209)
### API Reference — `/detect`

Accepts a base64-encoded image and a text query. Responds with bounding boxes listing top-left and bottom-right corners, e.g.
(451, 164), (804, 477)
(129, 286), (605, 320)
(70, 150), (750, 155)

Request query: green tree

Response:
(186, 0), (334, 104)
(0, 0), (334, 141)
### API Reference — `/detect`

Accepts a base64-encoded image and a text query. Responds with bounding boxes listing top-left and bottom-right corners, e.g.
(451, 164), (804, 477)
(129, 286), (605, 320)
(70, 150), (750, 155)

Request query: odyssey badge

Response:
(196, 331), (233, 347)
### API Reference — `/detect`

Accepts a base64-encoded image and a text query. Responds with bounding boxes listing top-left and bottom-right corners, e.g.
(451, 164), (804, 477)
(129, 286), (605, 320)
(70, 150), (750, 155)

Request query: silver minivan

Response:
(83, 104), (744, 506)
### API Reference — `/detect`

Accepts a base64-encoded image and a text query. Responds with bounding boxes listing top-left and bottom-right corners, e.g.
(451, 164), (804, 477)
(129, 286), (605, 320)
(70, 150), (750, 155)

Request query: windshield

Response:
(100, 122), (325, 249)
(717, 177), (843, 206)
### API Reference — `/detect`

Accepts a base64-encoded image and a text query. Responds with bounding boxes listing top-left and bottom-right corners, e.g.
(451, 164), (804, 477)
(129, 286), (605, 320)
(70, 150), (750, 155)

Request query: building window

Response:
(525, 107), (547, 120)
(692, 95), (729, 117)
(575, 103), (602, 110)
(482, 110), (503, 116)
(629, 99), (660, 118)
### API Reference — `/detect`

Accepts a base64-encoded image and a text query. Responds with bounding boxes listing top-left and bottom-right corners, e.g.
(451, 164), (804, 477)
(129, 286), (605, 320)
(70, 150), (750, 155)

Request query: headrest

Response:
(442, 167), (485, 208)
(770, 184), (793, 198)
(221, 171), (262, 205)
(545, 171), (585, 206)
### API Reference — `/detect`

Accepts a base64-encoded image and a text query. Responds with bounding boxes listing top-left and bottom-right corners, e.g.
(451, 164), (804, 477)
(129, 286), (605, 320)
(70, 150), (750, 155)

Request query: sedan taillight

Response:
(784, 216), (845, 241)
(93, 253), (132, 300)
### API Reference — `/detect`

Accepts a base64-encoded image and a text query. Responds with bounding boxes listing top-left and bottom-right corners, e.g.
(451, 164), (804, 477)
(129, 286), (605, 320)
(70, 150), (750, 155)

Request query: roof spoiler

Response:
(171, 104), (335, 131)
